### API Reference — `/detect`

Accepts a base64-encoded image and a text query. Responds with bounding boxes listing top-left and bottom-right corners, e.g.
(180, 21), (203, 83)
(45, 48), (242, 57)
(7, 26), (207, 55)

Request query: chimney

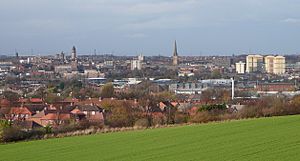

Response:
(231, 77), (234, 100)
(134, 99), (137, 104)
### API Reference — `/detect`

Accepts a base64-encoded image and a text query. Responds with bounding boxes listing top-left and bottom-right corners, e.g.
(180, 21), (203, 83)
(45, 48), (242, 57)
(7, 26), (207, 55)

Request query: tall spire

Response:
(173, 40), (178, 56)
(172, 40), (178, 66)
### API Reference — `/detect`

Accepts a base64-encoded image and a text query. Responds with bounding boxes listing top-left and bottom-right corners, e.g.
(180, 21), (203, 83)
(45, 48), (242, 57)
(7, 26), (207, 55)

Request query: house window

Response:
(83, 111), (88, 115)
(91, 111), (96, 115)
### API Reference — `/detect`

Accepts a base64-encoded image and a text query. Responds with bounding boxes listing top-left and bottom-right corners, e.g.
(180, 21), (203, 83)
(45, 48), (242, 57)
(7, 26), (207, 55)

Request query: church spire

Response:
(173, 40), (178, 56)
(172, 40), (178, 65)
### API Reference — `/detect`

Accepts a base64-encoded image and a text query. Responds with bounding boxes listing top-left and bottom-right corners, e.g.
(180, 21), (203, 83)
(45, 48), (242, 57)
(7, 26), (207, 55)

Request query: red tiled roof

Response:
(18, 98), (29, 103)
(70, 108), (83, 114)
(63, 98), (79, 103)
(0, 99), (10, 106)
(171, 102), (178, 107)
(30, 98), (43, 103)
(10, 107), (32, 115)
(41, 113), (71, 120)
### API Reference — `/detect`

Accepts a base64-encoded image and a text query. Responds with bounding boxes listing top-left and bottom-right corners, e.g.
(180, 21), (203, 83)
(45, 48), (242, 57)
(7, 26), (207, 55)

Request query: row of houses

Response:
(5, 104), (104, 129)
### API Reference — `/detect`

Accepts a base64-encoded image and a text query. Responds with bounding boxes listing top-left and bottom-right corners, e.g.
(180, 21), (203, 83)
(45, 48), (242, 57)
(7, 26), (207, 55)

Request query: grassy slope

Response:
(1, 115), (300, 161)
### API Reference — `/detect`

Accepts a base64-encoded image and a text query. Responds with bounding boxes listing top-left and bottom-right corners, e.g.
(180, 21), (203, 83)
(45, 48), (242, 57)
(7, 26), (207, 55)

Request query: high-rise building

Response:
(274, 56), (285, 75)
(235, 61), (245, 74)
(264, 56), (275, 74)
(60, 51), (65, 63)
(173, 40), (178, 66)
(246, 55), (264, 73)
(264, 56), (286, 75)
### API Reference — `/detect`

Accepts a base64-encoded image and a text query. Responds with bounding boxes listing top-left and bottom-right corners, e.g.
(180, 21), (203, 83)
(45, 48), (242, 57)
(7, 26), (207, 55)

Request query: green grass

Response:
(1, 115), (300, 161)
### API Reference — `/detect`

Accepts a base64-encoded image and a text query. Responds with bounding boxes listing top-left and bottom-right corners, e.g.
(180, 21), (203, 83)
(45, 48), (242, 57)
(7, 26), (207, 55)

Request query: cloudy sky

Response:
(1, 0), (300, 56)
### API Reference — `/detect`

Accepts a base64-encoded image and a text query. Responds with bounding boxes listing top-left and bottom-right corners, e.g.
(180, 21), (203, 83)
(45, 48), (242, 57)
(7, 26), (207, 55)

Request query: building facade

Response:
(235, 61), (245, 74)
(131, 60), (142, 70)
(246, 55), (264, 73)
(265, 56), (285, 75)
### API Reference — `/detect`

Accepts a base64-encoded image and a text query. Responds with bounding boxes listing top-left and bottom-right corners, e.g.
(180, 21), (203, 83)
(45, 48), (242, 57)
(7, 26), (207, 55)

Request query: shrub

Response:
(2, 127), (28, 142)
(152, 114), (166, 126)
(174, 112), (188, 124)
(134, 118), (149, 127)
(44, 125), (52, 134)
(0, 120), (11, 142)
(199, 104), (227, 112)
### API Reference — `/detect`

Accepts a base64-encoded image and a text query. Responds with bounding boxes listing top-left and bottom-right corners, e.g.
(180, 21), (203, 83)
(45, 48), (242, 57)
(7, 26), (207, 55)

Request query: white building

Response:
(54, 65), (72, 74)
(138, 54), (144, 62)
(235, 61), (245, 74)
(264, 56), (286, 75)
(246, 55), (264, 73)
(169, 83), (206, 95)
(131, 60), (142, 70)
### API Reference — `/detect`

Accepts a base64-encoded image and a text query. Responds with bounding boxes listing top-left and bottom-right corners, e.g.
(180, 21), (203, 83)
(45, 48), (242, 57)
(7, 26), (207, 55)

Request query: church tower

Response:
(71, 46), (77, 61)
(71, 46), (78, 71)
(172, 40), (178, 65)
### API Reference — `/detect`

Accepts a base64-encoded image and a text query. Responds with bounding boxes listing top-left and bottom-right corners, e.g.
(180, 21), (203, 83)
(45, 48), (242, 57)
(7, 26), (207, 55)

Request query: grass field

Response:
(1, 115), (300, 161)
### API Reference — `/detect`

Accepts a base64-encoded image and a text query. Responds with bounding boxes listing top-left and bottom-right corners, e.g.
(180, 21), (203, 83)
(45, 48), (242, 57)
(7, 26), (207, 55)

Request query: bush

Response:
(1, 126), (47, 143)
(0, 120), (11, 142)
(174, 112), (188, 124)
(44, 125), (52, 134)
(189, 111), (213, 123)
(134, 118), (149, 127)
(238, 106), (264, 119)
(200, 104), (227, 111)
(152, 115), (166, 126)
(2, 127), (28, 142)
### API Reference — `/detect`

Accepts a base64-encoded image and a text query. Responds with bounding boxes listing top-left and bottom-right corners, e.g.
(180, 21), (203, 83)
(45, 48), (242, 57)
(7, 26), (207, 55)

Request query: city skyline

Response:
(1, 0), (300, 55)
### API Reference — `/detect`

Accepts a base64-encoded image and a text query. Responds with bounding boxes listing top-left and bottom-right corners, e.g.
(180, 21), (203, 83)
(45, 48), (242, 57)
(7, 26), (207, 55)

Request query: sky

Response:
(1, 0), (300, 56)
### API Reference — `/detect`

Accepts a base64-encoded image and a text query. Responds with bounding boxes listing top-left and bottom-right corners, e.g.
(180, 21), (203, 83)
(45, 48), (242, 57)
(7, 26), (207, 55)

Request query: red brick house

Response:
(39, 112), (71, 127)
(70, 105), (104, 123)
(7, 107), (33, 121)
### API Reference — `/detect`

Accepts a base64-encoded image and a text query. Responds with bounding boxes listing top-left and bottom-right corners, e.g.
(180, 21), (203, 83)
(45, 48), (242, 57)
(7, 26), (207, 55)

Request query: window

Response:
(91, 111), (96, 115)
